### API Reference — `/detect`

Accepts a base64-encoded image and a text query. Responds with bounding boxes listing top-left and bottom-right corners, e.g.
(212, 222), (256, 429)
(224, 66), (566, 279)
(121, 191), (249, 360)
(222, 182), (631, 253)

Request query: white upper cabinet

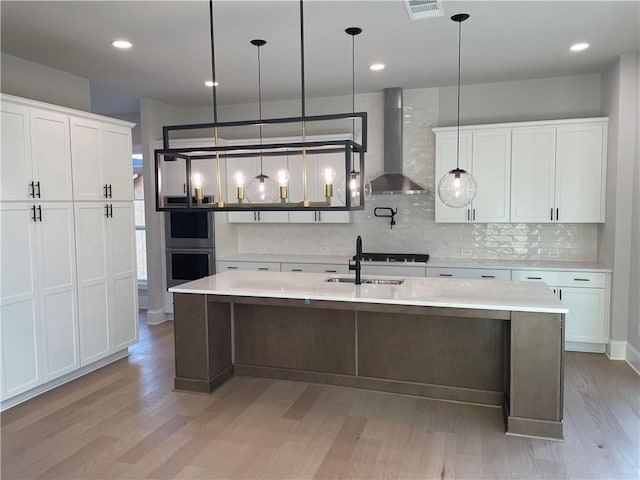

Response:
(71, 117), (133, 201)
(435, 118), (607, 224)
(435, 129), (511, 223)
(554, 124), (606, 223)
(511, 127), (557, 222)
(0, 100), (72, 202)
(512, 120), (607, 223)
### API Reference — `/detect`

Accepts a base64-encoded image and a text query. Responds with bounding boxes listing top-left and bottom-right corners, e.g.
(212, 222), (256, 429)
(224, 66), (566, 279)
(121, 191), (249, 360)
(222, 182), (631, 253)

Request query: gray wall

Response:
(1, 53), (91, 111)
(598, 55), (639, 357)
(627, 54), (640, 370)
(438, 74), (601, 126)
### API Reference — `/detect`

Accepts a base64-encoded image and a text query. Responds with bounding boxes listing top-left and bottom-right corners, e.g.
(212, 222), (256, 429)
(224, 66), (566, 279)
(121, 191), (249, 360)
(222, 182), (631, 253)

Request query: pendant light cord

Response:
(299, 0), (306, 119)
(257, 43), (264, 175)
(456, 18), (461, 171)
(209, 0), (218, 124)
(351, 33), (355, 139)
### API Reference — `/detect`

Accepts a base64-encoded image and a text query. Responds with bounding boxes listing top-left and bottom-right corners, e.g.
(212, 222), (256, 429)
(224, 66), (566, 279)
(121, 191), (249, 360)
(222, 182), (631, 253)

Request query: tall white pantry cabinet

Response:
(0, 94), (138, 409)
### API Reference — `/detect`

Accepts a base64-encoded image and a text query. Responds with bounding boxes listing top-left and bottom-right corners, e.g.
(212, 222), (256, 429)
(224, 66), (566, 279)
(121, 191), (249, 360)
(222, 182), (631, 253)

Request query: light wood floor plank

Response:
(1, 313), (638, 480)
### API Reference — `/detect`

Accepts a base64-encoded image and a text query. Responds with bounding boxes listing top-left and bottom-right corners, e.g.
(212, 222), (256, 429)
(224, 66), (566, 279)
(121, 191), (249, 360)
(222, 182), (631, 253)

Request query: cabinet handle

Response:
(258, 212), (261, 221)
(108, 184), (113, 198)
(104, 184), (109, 198)
(37, 205), (42, 222)
(226, 266), (238, 269)
(439, 273), (453, 277)
(105, 204), (110, 218)
(481, 275), (495, 278)
(109, 204), (113, 218)
(527, 276), (542, 280)
(574, 278), (590, 282)
(325, 269), (337, 273)
(473, 209), (476, 221)
(556, 208), (559, 221)
(183, 183), (187, 194)
(559, 288), (562, 300)
(550, 208), (554, 221)
(318, 211), (322, 222)
(35, 181), (41, 198)
(30, 205), (37, 222)
(253, 212), (256, 221)
(29, 181), (35, 198)
(291, 268), (303, 272)
(257, 267), (269, 271)
(467, 209), (470, 222)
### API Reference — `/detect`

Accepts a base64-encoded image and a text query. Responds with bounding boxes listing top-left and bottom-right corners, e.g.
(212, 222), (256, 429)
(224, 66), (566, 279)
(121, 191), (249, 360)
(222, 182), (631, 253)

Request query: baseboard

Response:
(606, 340), (627, 360)
(566, 341), (606, 353)
(146, 307), (167, 325)
(1, 349), (130, 412)
(626, 343), (640, 375)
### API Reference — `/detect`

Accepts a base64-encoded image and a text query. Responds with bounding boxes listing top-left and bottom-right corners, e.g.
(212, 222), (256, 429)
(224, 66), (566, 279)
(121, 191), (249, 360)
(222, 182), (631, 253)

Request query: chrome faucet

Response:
(349, 235), (363, 285)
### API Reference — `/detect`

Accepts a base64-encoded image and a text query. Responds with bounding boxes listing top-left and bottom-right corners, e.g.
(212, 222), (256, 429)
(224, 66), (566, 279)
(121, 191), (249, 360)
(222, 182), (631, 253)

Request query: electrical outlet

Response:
(460, 248), (472, 257)
(320, 246), (329, 254)
(548, 251), (560, 259)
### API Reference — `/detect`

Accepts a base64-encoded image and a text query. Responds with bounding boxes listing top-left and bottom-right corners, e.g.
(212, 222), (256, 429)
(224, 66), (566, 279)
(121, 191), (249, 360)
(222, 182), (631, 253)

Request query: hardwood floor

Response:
(2, 313), (638, 479)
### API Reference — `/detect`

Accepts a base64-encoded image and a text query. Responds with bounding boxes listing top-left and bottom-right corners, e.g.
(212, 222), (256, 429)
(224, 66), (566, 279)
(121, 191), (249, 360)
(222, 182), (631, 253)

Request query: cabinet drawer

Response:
(282, 263), (349, 274)
(512, 270), (607, 288)
(217, 261), (281, 272)
(426, 267), (511, 280)
(360, 265), (426, 277)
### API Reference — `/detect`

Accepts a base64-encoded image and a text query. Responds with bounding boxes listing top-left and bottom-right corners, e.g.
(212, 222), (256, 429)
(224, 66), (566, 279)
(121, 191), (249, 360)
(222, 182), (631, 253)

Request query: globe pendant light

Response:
(246, 39), (278, 203)
(336, 27), (371, 207)
(437, 13), (477, 208)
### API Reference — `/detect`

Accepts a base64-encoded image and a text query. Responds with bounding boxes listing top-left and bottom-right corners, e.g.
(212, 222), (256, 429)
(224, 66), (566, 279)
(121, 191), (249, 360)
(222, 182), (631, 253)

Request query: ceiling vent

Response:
(404, 0), (444, 20)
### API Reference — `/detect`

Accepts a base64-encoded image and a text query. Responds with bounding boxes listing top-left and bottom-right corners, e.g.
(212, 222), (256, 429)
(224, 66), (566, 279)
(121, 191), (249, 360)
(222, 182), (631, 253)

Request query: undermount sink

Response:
(325, 277), (405, 285)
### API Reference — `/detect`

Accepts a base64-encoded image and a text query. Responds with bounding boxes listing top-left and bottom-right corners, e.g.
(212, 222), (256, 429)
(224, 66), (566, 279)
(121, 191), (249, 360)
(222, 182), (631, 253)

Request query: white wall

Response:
(438, 74), (601, 126)
(598, 55), (638, 354)
(0, 53), (91, 111)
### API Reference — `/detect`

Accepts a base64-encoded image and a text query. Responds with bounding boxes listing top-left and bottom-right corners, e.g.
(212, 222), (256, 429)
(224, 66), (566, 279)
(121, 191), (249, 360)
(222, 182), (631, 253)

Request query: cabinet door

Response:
(511, 127), (556, 222)
(1, 102), (32, 201)
(70, 117), (106, 201)
(555, 124), (606, 222)
(472, 130), (511, 222)
(561, 287), (607, 344)
(74, 203), (111, 365)
(435, 133), (471, 223)
(30, 109), (73, 201)
(37, 203), (80, 380)
(103, 124), (133, 201)
(0, 204), (41, 399)
(109, 203), (138, 350)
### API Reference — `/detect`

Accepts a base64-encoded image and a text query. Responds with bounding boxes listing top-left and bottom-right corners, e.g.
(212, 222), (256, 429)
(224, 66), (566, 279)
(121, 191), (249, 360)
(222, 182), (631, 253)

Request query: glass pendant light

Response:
(246, 38), (279, 203)
(336, 26), (371, 207)
(437, 13), (477, 208)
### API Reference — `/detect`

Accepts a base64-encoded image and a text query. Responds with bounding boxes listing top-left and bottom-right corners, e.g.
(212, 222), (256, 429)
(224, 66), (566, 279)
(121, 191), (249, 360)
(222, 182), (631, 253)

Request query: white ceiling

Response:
(1, 0), (639, 116)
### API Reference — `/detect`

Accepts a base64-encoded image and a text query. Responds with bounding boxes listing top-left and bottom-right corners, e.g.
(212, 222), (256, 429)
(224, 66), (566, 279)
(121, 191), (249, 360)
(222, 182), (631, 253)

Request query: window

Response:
(133, 154), (147, 282)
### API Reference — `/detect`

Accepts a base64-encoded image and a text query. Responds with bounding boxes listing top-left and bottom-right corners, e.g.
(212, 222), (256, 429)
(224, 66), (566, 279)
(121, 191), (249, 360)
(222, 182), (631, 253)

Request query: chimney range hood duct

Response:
(370, 88), (426, 195)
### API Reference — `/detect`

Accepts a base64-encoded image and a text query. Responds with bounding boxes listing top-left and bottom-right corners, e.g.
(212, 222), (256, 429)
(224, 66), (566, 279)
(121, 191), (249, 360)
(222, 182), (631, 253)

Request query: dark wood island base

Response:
(172, 293), (564, 440)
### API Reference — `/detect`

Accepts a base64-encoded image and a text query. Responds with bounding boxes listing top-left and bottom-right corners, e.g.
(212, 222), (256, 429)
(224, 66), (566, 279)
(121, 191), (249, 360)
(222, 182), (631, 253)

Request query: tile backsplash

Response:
(234, 87), (598, 262)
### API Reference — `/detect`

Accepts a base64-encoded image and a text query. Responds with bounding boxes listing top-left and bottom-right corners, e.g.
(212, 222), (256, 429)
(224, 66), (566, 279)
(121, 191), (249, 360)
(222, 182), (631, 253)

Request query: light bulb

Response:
(192, 172), (203, 189)
(246, 174), (278, 203)
(276, 169), (290, 187)
(234, 171), (246, 187)
(336, 171), (371, 207)
(323, 167), (335, 184)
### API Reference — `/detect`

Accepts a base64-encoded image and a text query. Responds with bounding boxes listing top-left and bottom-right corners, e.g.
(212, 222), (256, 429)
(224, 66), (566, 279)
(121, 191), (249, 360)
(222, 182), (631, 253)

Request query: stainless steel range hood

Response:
(370, 88), (426, 195)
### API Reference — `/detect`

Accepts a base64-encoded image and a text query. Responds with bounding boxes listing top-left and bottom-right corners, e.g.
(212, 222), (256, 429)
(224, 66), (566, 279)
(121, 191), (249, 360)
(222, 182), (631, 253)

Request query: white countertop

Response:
(216, 254), (610, 273)
(169, 270), (568, 314)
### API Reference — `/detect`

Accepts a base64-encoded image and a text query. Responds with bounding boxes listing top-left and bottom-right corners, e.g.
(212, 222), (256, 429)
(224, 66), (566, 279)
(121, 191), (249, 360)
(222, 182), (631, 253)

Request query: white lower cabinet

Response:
(1, 203), (79, 401)
(75, 202), (138, 366)
(217, 261), (281, 272)
(512, 270), (609, 352)
(361, 265), (426, 277)
(281, 263), (348, 274)
(426, 267), (511, 280)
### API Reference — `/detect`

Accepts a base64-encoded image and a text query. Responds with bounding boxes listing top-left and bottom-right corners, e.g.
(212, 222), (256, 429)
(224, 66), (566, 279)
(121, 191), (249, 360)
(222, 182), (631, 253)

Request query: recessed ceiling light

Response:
(570, 43), (589, 52)
(205, 80), (219, 87)
(111, 39), (132, 49)
(369, 63), (385, 71)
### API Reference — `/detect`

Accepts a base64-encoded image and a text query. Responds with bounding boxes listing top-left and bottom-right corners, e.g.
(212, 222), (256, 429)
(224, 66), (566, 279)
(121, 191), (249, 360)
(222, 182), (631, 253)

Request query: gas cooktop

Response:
(353, 252), (430, 263)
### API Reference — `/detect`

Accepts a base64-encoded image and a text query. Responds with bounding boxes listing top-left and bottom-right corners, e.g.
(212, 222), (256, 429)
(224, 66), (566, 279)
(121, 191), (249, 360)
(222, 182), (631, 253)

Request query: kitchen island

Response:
(169, 270), (567, 440)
